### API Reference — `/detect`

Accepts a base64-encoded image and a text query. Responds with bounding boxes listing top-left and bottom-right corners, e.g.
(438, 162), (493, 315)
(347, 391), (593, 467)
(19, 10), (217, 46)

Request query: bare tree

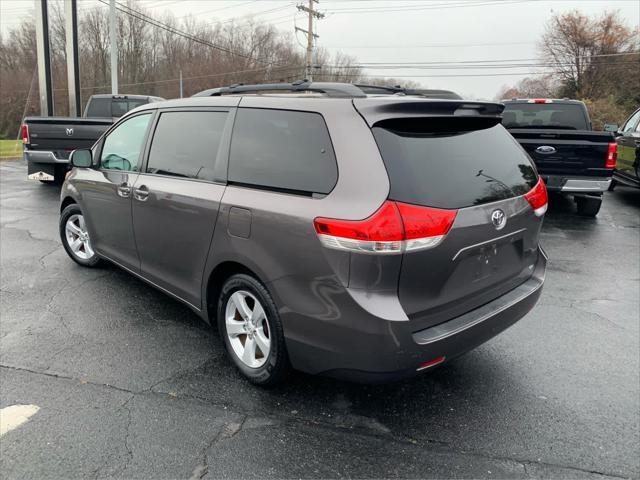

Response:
(539, 10), (638, 99)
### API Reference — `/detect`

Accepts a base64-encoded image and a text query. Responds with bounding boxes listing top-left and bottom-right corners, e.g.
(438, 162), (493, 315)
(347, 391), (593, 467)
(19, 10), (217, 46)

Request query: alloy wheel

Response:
(65, 213), (95, 260)
(225, 290), (271, 368)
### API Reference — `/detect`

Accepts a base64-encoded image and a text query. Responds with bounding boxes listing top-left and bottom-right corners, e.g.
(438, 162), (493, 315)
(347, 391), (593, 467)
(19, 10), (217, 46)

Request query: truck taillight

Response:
(606, 142), (617, 169)
(524, 178), (548, 217)
(21, 124), (29, 144)
(314, 201), (457, 254)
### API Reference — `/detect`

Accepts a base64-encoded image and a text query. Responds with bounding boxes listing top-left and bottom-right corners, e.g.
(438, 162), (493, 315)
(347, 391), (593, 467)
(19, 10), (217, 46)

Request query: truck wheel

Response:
(576, 196), (602, 217)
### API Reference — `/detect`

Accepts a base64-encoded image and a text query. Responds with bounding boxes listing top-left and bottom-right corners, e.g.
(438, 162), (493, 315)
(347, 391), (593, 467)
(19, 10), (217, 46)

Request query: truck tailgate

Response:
(508, 129), (613, 177)
(24, 117), (113, 157)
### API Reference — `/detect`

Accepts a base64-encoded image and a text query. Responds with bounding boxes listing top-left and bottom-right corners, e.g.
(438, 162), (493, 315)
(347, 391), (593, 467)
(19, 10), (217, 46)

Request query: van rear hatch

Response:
(354, 98), (545, 329)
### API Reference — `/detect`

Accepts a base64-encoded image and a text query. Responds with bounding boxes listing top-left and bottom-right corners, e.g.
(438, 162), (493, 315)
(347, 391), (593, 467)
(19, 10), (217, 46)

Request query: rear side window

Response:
(372, 120), (537, 209)
(85, 98), (148, 118)
(85, 98), (111, 117)
(228, 108), (337, 195)
(146, 111), (228, 181)
(501, 103), (588, 130)
(111, 99), (148, 117)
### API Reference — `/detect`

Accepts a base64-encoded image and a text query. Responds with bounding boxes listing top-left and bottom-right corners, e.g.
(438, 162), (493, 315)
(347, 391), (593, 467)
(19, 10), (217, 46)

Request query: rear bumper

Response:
(282, 247), (547, 383)
(542, 174), (611, 193)
(24, 150), (70, 165)
(25, 150), (70, 181)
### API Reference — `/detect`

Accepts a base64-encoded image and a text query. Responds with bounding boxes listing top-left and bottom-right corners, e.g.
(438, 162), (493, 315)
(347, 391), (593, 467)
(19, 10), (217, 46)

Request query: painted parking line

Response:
(0, 405), (40, 436)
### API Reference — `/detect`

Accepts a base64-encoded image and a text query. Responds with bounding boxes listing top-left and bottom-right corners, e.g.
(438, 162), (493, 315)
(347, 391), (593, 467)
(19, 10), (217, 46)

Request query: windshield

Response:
(502, 103), (588, 130)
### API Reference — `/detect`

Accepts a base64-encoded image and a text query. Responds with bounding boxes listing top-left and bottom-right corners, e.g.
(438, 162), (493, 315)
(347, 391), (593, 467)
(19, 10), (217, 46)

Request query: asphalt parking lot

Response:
(1, 158), (638, 479)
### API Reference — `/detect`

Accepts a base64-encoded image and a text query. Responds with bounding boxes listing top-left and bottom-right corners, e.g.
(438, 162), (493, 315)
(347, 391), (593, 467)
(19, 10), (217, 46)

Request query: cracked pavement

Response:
(1, 159), (638, 479)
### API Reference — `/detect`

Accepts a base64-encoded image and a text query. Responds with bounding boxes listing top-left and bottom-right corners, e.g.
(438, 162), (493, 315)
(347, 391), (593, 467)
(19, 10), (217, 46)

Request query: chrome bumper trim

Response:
(560, 178), (611, 193)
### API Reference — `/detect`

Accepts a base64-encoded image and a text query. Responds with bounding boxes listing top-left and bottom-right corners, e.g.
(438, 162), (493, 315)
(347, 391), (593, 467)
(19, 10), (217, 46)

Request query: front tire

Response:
(59, 204), (101, 267)
(575, 195), (602, 217)
(217, 274), (289, 386)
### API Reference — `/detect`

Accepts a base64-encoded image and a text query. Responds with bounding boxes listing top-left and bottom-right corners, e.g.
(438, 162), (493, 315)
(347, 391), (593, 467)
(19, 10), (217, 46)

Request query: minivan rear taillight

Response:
(21, 124), (29, 144)
(524, 178), (548, 217)
(605, 142), (617, 169)
(314, 201), (457, 254)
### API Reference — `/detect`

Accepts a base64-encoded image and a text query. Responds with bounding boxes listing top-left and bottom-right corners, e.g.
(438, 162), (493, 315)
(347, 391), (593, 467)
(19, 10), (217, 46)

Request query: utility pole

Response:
(64, 0), (81, 116)
(34, 0), (53, 116)
(179, 70), (183, 98)
(109, 0), (118, 94)
(295, 0), (323, 81)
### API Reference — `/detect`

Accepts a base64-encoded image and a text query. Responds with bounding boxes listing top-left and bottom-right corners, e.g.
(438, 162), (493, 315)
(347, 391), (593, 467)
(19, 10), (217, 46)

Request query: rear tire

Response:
(576, 196), (602, 217)
(608, 179), (616, 192)
(217, 273), (289, 386)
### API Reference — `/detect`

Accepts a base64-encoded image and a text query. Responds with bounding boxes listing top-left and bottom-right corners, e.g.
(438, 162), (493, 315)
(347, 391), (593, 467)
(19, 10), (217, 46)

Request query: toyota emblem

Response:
(491, 209), (506, 230)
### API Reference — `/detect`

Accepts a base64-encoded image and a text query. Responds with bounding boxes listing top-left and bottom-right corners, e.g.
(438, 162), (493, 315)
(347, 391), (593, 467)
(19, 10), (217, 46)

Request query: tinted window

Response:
(85, 98), (111, 117)
(112, 99), (148, 117)
(502, 103), (588, 130)
(372, 121), (537, 209)
(85, 98), (148, 118)
(100, 114), (152, 171)
(146, 111), (228, 181)
(229, 109), (337, 194)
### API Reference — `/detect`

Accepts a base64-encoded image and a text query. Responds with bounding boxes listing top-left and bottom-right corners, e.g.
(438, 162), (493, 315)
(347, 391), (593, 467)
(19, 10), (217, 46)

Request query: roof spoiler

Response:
(353, 98), (505, 127)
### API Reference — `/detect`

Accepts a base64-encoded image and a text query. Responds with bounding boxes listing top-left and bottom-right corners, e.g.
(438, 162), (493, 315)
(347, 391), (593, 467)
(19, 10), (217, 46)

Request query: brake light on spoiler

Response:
(524, 178), (548, 217)
(314, 201), (457, 254)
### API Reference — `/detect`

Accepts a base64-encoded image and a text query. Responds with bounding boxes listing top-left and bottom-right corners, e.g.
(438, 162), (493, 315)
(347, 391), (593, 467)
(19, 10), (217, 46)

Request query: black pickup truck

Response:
(22, 94), (163, 183)
(502, 99), (616, 216)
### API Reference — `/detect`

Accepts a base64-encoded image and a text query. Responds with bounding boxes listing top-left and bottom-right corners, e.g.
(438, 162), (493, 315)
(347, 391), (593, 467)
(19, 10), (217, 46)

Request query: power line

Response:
(323, 41), (539, 49)
(95, 0), (279, 66)
(325, 0), (533, 14)
(326, 51), (640, 66)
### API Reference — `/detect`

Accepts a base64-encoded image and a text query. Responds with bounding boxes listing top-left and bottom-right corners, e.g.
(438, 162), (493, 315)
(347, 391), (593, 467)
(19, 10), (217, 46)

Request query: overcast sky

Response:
(1, 0), (638, 99)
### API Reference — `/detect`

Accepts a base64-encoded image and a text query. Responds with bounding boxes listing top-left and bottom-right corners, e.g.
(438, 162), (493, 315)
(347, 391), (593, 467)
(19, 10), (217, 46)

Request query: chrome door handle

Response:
(133, 185), (149, 201)
(117, 183), (131, 198)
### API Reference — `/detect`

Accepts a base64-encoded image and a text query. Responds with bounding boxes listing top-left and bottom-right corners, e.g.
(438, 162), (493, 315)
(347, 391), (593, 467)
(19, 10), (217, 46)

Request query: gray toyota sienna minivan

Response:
(59, 82), (548, 386)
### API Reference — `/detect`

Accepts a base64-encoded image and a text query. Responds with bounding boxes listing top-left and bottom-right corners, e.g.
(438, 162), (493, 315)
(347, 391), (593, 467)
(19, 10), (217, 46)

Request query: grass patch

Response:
(0, 139), (22, 158)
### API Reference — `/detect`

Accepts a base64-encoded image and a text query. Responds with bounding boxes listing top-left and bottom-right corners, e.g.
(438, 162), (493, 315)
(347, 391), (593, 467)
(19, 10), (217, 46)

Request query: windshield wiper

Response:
(507, 125), (578, 130)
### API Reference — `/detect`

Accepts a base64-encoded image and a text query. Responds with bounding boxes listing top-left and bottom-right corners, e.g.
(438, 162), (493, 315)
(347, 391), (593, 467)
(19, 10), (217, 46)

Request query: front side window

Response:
(622, 109), (640, 133)
(146, 111), (228, 181)
(228, 108), (338, 195)
(100, 113), (152, 171)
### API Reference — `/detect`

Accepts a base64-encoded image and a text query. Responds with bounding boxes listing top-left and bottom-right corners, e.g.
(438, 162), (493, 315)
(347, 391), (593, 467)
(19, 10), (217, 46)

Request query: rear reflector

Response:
(417, 356), (446, 371)
(21, 124), (29, 144)
(524, 178), (548, 217)
(606, 142), (617, 169)
(314, 201), (457, 255)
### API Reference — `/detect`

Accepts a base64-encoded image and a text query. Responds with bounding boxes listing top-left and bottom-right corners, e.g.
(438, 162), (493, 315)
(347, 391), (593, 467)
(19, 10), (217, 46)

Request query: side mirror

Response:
(70, 149), (92, 168)
(603, 123), (619, 132)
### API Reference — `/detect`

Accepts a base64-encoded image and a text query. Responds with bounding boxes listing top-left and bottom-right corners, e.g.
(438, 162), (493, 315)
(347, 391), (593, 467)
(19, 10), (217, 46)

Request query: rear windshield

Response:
(372, 120), (537, 209)
(502, 103), (588, 130)
(85, 98), (148, 118)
